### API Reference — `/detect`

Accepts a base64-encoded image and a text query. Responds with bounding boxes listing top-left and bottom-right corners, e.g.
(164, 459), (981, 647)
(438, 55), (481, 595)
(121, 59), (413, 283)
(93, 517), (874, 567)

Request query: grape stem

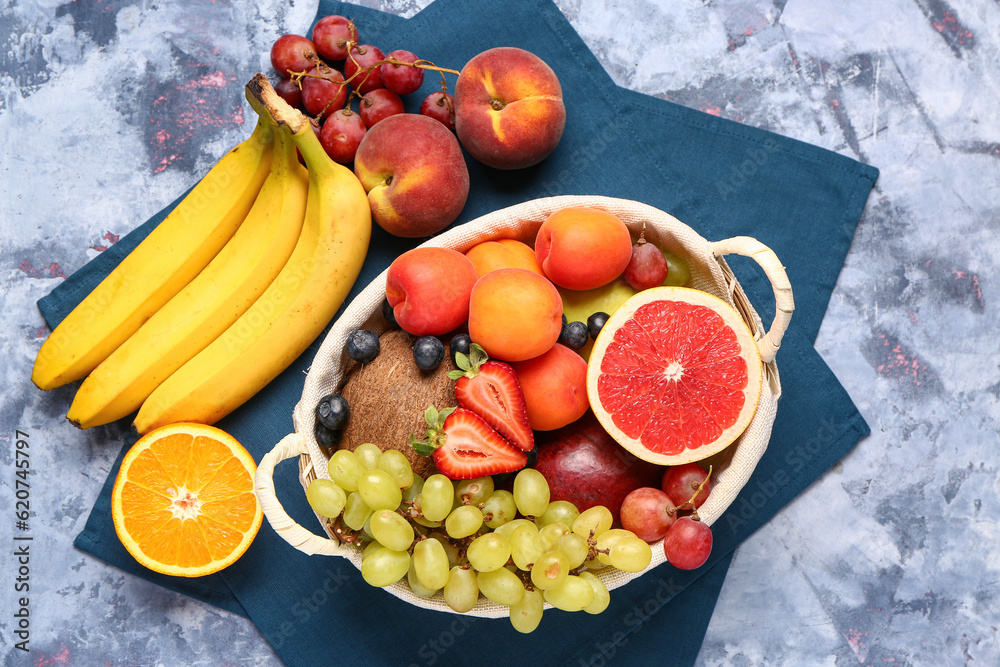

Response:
(668, 465), (713, 519)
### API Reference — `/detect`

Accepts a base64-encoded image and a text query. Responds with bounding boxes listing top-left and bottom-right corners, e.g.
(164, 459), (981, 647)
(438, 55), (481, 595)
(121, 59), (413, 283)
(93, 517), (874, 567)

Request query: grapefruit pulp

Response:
(586, 286), (762, 466)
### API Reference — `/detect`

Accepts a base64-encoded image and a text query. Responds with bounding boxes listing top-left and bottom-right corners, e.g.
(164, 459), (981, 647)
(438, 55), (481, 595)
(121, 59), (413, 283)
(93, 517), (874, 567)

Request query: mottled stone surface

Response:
(2, 0), (998, 665)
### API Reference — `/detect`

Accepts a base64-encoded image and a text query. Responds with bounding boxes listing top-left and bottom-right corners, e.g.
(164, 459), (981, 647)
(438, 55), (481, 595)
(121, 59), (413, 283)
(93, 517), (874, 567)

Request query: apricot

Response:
(534, 207), (633, 290)
(465, 239), (543, 278)
(511, 344), (589, 431)
(468, 268), (562, 362)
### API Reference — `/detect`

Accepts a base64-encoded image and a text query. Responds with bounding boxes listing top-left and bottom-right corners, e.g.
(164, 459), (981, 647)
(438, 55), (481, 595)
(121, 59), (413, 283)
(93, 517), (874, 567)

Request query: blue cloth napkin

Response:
(39, 0), (878, 664)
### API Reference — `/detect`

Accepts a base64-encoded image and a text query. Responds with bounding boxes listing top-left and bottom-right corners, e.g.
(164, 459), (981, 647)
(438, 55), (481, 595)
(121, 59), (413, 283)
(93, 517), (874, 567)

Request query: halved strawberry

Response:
(411, 406), (527, 480)
(448, 344), (534, 452)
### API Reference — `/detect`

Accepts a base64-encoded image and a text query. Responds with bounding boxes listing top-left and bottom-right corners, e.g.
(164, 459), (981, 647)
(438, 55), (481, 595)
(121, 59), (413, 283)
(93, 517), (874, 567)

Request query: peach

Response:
(465, 238), (543, 278)
(386, 247), (479, 336)
(511, 344), (589, 431)
(454, 47), (565, 170)
(354, 114), (470, 238)
(535, 207), (633, 290)
(468, 268), (562, 362)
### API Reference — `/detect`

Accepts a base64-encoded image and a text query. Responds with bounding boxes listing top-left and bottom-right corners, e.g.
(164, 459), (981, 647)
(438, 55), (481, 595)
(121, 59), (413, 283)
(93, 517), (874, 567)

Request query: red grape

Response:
(274, 78), (302, 109)
(382, 49), (424, 95)
(662, 516), (712, 570)
(301, 65), (347, 119)
(312, 15), (358, 62)
(271, 34), (318, 78)
(343, 44), (386, 94)
(623, 240), (668, 290)
(661, 463), (711, 510)
(358, 88), (404, 128)
(619, 487), (677, 543)
(419, 91), (455, 131)
(319, 109), (367, 164)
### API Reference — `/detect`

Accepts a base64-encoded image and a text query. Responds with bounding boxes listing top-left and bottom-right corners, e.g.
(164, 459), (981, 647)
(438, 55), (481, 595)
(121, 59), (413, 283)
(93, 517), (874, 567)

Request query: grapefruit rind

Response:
(111, 422), (263, 578)
(586, 286), (763, 466)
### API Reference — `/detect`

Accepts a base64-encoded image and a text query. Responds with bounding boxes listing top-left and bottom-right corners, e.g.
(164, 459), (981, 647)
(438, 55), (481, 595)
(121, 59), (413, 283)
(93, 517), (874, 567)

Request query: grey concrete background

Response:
(2, 0), (998, 664)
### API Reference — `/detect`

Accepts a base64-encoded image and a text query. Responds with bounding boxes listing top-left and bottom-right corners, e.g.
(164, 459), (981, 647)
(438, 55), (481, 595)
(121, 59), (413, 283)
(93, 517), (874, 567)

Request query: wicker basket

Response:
(254, 195), (793, 618)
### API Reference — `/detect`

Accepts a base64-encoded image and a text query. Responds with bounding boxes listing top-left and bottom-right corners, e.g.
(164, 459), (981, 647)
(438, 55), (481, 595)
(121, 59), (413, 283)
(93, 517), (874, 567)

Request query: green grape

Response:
(412, 538), (451, 590)
(362, 539), (383, 559)
(530, 550), (570, 591)
(595, 529), (634, 565)
(369, 509), (414, 552)
(360, 547), (410, 587)
(467, 532), (511, 573)
(443, 566), (478, 613)
(607, 535), (652, 573)
(535, 500), (579, 529)
(572, 505), (613, 539)
(509, 588), (544, 634)
(420, 474), (455, 522)
(305, 478), (347, 518)
(407, 560), (438, 598)
(343, 492), (374, 530)
(512, 468), (550, 517)
(538, 522), (571, 552)
(377, 449), (414, 489)
(482, 489), (517, 529)
(509, 523), (545, 571)
(358, 468), (402, 511)
(402, 472), (424, 503)
(495, 518), (536, 540)
(413, 516), (442, 528)
(428, 531), (461, 568)
(445, 505), (483, 539)
(662, 249), (691, 287)
(455, 476), (494, 506)
(477, 567), (525, 606)
(354, 442), (382, 469)
(327, 449), (366, 492)
(555, 533), (590, 569)
(543, 574), (595, 612)
(579, 572), (610, 614)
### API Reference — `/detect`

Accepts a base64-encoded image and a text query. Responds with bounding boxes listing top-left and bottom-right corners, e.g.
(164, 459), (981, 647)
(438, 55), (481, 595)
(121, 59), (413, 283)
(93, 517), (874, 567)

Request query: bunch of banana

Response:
(36, 74), (372, 434)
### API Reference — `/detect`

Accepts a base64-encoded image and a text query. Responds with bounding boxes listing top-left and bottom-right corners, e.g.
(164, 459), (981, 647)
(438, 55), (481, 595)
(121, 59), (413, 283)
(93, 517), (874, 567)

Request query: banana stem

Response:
(246, 73), (308, 134)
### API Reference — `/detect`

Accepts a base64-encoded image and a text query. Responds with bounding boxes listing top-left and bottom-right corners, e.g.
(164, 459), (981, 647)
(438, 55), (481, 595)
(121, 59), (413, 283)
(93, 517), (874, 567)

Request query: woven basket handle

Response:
(254, 433), (345, 557)
(710, 236), (794, 363)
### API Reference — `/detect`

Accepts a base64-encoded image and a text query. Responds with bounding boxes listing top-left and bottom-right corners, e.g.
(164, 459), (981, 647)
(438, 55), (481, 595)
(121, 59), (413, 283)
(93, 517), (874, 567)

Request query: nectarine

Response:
(454, 47), (565, 170)
(386, 247), (479, 336)
(354, 114), (470, 238)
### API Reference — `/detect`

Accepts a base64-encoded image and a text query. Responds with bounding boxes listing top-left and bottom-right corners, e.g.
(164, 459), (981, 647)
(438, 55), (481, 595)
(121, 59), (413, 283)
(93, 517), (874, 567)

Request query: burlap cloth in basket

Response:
(256, 194), (793, 619)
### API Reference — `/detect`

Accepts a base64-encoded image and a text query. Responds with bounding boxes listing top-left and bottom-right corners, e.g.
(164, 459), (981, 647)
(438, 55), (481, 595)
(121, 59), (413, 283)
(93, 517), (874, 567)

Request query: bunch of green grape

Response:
(305, 443), (653, 633)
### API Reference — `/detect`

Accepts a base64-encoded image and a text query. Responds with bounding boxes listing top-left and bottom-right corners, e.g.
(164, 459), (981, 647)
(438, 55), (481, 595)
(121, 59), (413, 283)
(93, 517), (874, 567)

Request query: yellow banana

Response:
(67, 127), (309, 429)
(32, 118), (275, 390)
(133, 75), (372, 434)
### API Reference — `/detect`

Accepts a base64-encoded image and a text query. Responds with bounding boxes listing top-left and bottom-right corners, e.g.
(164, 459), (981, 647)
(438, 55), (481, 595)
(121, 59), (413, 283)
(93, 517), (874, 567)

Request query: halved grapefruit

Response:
(586, 286), (762, 466)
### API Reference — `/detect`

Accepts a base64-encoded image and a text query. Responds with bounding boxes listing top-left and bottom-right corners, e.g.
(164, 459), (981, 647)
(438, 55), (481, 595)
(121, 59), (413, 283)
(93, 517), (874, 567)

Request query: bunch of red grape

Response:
(269, 15), (457, 163)
(619, 463), (715, 570)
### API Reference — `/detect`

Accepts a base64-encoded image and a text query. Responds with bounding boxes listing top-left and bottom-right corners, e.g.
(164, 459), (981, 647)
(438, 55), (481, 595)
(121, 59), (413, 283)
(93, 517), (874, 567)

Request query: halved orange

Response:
(111, 423), (263, 577)
(587, 286), (762, 466)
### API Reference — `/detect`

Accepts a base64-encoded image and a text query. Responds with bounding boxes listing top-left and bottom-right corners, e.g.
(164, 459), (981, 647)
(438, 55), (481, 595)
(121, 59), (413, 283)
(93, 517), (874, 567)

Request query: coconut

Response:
(338, 329), (454, 478)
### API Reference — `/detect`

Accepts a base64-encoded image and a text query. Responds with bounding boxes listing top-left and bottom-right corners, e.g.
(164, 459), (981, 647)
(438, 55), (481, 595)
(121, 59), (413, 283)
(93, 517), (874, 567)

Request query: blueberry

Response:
(316, 393), (350, 431)
(562, 313), (568, 326)
(587, 312), (611, 340)
(413, 335), (445, 371)
(524, 444), (539, 469)
(314, 420), (338, 449)
(381, 298), (399, 329)
(346, 329), (380, 363)
(558, 320), (589, 350)
(449, 333), (472, 366)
